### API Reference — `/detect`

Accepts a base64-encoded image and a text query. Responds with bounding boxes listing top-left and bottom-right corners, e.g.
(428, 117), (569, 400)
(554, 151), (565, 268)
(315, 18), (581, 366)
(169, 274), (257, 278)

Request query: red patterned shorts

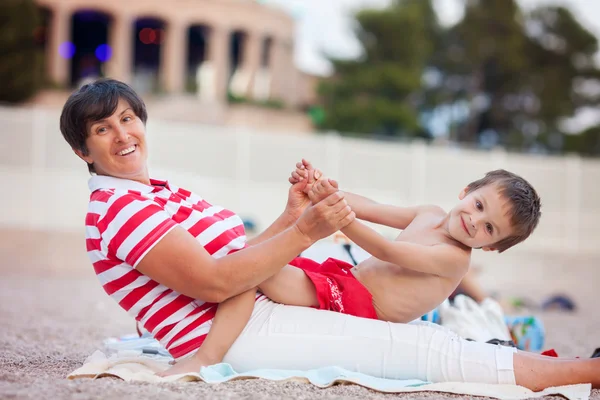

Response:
(288, 257), (378, 320)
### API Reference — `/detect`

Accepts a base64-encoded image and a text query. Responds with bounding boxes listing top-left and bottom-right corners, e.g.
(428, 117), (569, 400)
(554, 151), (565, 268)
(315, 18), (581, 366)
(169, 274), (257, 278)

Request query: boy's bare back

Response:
(351, 207), (470, 323)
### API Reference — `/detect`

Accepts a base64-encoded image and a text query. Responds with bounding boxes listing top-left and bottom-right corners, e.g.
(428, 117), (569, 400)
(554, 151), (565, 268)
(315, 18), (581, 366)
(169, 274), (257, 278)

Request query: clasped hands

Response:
(285, 159), (354, 243)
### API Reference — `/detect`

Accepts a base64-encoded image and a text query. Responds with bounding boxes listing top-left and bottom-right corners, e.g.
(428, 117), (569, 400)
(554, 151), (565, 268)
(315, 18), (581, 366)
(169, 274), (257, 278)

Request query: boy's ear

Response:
(73, 148), (93, 164)
(458, 187), (469, 200)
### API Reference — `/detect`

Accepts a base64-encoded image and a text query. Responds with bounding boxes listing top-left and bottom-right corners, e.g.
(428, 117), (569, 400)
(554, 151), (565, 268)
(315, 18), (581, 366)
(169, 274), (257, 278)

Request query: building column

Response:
(47, 5), (71, 87)
(244, 31), (261, 98)
(161, 19), (187, 93)
(283, 41), (300, 107)
(106, 14), (133, 83)
(208, 26), (230, 103)
(269, 37), (287, 101)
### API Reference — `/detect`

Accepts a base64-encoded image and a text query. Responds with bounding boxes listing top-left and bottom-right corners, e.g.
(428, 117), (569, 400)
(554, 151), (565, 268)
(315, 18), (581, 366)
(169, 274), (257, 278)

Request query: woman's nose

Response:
(114, 126), (130, 142)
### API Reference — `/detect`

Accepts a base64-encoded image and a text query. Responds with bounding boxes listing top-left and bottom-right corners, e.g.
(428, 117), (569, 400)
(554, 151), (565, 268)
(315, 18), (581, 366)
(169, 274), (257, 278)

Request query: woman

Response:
(60, 79), (599, 392)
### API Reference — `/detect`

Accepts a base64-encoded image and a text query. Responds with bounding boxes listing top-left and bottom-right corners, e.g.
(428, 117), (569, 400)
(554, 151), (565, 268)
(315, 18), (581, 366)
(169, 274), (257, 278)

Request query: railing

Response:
(1, 106), (599, 253)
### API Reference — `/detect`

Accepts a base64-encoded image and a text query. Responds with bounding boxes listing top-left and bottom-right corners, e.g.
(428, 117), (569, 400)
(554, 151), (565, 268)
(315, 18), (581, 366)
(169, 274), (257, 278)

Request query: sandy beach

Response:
(1, 228), (598, 399)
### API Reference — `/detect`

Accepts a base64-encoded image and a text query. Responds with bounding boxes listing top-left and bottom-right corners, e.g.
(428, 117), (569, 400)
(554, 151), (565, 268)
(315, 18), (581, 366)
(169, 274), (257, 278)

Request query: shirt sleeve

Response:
(96, 192), (178, 268)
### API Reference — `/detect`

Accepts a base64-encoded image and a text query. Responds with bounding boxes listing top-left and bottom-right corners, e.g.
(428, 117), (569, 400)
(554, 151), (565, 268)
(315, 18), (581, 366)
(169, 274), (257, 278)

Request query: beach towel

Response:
(67, 349), (590, 400)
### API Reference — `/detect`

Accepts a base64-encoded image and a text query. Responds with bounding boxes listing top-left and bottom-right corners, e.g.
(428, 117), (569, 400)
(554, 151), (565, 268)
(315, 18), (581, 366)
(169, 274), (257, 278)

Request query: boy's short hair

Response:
(466, 169), (541, 252)
(59, 78), (148, 174)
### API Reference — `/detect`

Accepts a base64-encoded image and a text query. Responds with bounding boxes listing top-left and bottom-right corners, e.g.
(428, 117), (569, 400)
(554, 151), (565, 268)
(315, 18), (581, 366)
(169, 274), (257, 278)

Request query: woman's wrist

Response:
(281, 208), (301, 227)
(290, 221), (315, 250)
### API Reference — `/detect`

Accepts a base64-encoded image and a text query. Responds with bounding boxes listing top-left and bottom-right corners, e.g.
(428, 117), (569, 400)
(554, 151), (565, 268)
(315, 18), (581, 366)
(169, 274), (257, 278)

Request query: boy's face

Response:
(449, 184), (514, 251)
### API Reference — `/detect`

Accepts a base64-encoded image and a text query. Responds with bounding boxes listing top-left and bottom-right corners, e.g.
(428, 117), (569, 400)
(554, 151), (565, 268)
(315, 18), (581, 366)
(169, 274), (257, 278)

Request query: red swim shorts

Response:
(289, 257), (378, 320)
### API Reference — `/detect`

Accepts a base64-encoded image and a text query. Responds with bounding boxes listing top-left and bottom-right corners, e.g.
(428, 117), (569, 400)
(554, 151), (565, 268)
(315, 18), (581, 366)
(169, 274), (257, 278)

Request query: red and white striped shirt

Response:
(85, 175), (251, 359)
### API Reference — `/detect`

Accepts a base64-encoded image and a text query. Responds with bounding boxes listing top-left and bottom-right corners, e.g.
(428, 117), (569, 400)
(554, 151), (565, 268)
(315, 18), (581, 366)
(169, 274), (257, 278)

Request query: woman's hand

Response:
(284, 179), (311, 222)
(285, 159), (322, 221)
(294, 190), (355, 243)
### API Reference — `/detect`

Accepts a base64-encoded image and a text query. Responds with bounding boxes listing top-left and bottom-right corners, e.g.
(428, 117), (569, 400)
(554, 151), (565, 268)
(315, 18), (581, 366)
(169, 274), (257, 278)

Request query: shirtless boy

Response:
(159, 160), (541, 376)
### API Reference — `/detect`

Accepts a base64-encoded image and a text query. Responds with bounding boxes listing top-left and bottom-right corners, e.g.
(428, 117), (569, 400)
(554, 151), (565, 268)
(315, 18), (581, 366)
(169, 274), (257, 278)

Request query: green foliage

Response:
(563, 126), (600, 156)
(316, 0), (600, 156)
(318, 0), (440, 137)
(0, 0), (43, 103)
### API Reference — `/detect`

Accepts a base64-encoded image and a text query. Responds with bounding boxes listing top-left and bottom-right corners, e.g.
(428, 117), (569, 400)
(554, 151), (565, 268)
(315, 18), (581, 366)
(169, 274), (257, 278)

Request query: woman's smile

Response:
(116, 144), (137, 156)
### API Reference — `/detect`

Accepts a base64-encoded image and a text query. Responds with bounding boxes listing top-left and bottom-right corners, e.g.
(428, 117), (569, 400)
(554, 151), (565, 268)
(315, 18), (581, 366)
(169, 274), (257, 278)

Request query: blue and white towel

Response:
(67, 348), (590, 400)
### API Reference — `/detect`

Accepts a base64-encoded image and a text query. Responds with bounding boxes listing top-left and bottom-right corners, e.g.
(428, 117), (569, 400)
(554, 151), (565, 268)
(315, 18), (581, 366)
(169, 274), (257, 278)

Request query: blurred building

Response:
(34, 0), (317, 130)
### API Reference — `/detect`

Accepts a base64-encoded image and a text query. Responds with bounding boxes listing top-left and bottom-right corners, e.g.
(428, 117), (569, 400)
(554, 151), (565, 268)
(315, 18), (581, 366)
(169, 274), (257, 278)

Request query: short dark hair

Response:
(466, 169), (541, 253)
(59, 79), (148, 174)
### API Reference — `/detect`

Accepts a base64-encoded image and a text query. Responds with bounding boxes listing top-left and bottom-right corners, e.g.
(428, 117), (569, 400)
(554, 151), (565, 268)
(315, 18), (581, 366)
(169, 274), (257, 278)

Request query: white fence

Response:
(1, 106), (600, 253)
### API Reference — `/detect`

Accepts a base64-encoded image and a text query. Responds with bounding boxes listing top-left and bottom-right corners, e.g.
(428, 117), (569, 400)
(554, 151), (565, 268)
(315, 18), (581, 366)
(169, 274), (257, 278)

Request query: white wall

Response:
(1, 106), (599, 253)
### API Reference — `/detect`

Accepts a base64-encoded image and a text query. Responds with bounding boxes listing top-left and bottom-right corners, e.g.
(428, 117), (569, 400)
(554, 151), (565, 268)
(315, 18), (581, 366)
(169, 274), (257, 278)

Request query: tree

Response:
(431, 0), (600, 152)
(0, 0), (43, 103)
(317, 0), (440, 137)
(563, 126), (600, 156)
(317, 0), (600, 156)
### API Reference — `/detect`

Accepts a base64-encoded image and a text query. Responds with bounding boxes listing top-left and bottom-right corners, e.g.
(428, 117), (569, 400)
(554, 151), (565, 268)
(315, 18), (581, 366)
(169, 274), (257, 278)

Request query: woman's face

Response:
(76, 98), (149, 184)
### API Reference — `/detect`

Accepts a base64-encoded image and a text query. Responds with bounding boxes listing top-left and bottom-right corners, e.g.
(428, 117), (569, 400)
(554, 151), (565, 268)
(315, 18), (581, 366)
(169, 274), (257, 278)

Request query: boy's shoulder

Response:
(416, 204), (447, 216)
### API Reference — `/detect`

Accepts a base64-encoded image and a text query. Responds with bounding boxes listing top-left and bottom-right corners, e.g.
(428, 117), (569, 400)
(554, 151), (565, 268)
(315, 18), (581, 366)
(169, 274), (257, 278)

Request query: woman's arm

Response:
(245, 212), (297, 246)
(137, 190), (354, 303)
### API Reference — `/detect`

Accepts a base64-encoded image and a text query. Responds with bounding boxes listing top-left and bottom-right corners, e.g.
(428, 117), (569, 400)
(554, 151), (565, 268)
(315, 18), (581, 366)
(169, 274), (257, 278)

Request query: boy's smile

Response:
(450, 184), (514, 251)
(460, 216), (470, 237)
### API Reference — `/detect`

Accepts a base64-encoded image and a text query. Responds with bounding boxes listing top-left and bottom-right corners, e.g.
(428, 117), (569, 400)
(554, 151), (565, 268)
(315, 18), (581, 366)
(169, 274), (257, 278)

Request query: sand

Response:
(1, 228), (598, 399)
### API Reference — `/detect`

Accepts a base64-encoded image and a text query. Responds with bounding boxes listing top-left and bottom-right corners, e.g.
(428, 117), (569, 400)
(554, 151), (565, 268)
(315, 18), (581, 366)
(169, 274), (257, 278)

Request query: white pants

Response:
(223, 298), (516, 385)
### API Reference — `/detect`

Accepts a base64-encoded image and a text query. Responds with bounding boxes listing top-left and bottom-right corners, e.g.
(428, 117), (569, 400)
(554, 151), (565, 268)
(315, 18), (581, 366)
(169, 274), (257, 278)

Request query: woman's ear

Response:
(73, 148), (93, 164)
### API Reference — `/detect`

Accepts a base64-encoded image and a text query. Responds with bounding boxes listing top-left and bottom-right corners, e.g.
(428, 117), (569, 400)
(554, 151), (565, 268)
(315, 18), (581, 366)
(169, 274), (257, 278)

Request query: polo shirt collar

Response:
(88, 175), (169, 193)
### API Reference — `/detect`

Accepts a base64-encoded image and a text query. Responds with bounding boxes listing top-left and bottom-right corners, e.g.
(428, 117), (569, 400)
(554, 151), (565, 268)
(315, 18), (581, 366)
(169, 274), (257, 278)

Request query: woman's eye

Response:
(486, 223), (493, 234)
(123, 116), (132, 122)
(476, 201), (483, 210)
(97, 127), (107, 134)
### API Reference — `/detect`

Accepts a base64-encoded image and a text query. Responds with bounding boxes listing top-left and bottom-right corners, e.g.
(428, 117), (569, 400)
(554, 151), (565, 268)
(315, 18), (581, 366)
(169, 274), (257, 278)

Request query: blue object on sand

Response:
(541, 295), (576, 311)
(420, 308), (441, 324)
(504, 315), (545, 352)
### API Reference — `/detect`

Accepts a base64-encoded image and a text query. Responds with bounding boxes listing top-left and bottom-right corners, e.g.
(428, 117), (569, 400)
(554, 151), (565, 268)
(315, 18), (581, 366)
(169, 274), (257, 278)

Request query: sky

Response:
(263, 0), (600, 132)
(264, 0), (600, 76)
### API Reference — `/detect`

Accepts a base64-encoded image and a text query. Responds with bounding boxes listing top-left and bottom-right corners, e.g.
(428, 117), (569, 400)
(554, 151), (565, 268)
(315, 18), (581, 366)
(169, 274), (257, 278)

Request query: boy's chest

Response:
(396, 214), (448, 246)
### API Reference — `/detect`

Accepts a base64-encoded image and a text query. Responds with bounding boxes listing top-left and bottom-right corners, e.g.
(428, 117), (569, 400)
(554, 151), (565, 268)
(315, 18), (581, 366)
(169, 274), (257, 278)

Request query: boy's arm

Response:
(342, 221), (467, 278)
(192, 288), (257, 364)
(308, 178), (465, 278)
(343, 191), (425, 230)
(290, 159), (423, 230)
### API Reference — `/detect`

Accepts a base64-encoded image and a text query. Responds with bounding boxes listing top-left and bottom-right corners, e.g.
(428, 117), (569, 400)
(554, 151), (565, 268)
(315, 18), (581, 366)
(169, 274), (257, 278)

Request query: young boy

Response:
(159, 160), (541, 376)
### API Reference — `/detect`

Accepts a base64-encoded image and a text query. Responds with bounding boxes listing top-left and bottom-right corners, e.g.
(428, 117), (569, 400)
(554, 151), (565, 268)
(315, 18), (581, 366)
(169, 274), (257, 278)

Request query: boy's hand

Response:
(309, 178), (339, 204)
(289, 159), (322, 195)
(295, 188), (354, 242)
(285, 160), (319, 220)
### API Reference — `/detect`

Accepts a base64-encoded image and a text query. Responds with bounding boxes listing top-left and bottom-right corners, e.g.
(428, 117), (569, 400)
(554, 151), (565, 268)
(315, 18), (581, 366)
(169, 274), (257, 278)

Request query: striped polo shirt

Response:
(85, 175), (253, 359)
